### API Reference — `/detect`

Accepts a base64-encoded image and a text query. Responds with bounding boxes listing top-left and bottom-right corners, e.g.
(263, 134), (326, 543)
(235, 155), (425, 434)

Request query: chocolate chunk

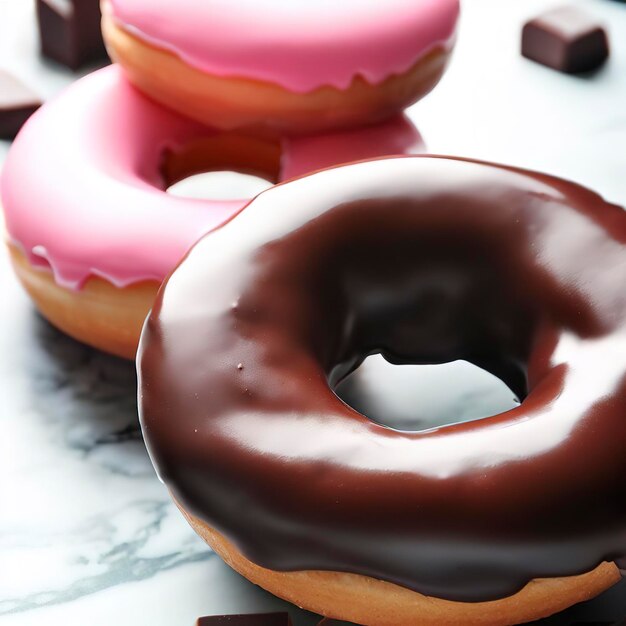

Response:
(196, 614), (292, 626)
(521, 6), (609, 73)
(36, 0), (109, 70)
(569, 617), (626, 625)
(0, 72), (42, 139)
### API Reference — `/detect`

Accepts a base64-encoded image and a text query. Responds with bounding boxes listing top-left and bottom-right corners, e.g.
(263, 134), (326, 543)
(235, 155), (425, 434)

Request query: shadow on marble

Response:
(0, 303), (211, 615)
(25, 314), (145, 476)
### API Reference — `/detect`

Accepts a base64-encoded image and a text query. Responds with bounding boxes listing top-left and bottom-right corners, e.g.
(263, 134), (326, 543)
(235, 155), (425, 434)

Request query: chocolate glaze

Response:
(138, 156), (626, 602)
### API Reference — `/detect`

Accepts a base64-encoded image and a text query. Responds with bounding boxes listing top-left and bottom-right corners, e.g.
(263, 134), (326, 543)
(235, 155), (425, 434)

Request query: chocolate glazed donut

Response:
(138, 156), (626, 625)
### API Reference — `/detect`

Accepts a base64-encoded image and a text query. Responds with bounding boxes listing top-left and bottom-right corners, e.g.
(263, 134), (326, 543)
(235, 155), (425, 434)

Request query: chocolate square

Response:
(37, 0), (109, 70)
(522, 6), (609, 73)
(0, 71), (42, 139)
(196, 613), (292, 626)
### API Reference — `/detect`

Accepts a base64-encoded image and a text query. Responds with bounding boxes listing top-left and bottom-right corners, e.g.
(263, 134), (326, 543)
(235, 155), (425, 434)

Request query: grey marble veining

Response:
(0, 248), (321, 626)
(1, 0), (626, 624)
(0, 256), (211, 614)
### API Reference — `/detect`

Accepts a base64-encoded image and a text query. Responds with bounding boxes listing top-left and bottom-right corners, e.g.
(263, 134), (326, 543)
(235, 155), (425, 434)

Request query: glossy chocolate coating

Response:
(138, 156), (626, 602)
(37, 0), (108, 70)
(522, 7), (609, 73)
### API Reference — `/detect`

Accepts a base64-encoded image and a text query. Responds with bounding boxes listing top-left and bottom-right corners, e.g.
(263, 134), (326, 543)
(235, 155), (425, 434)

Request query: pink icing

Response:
(1, 66), (422, 290)
(107, 0), (459, 93)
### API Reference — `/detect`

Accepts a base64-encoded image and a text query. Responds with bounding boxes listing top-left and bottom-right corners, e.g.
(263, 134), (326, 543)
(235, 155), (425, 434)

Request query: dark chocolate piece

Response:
(0, 71), (41, 139)
(37, 0), (108, 70)
(139, 156), (626, 603)
(196, 614), (291, 626)
(568, 621), (626, 626)
(522, 6), (609, 73)
(571, 621), (626, 626)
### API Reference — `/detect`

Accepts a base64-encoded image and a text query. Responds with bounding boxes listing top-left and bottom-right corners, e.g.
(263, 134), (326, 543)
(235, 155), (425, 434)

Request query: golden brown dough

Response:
(8, 243), (156, 358)
(180, 504), (620, 626)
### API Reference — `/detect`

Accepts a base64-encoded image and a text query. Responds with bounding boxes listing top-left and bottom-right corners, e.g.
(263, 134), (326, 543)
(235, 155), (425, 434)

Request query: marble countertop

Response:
(1, 0), (625, 624)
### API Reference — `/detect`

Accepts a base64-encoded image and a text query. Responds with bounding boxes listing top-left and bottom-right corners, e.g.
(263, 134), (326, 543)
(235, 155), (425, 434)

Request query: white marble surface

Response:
(1, 0), (625, 624)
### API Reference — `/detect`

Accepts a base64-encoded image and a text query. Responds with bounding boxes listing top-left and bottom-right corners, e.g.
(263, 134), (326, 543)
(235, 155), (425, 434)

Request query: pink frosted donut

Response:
(102, 0), (460, 133)
(1, 66), (422, 358)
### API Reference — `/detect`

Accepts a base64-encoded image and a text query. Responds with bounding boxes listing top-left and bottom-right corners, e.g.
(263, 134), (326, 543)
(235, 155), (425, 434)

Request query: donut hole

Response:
(168, 171), (274, 200)
(311, 217), (536, 432)
(335, 355), (521, 431)
(163, 133), (280, 201)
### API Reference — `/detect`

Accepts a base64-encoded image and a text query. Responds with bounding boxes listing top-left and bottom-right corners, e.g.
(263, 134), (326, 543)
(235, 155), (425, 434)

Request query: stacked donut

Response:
(1, 0), (459, 358)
